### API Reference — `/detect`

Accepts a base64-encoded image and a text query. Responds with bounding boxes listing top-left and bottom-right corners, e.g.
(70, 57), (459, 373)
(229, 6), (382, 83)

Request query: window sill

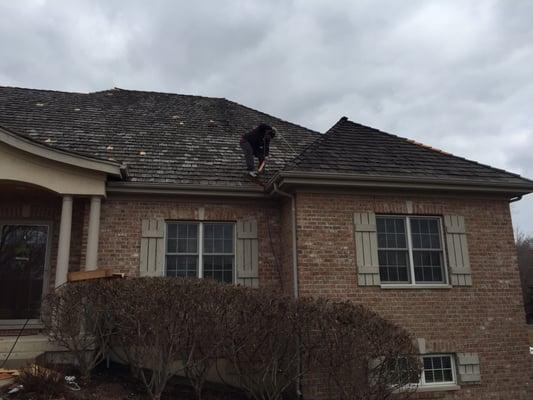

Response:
(380, 284), (452, 290)
(395, 383), (461, 394)
(416, 384), (461, 392)
(0, 319), (44, 330)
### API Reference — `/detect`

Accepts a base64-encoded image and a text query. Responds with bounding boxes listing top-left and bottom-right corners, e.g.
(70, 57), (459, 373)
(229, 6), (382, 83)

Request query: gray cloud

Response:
(1, 0), (532, 233)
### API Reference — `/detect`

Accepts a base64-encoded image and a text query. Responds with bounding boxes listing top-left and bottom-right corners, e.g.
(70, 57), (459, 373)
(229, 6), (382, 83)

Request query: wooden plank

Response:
(155, 237), (165, 276)
(68, 268), (112, 282)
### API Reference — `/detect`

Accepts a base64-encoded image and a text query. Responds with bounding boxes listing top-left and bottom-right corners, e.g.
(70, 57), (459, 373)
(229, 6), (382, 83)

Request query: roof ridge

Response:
(223, 99), (320, 136)
(282, 116), (346, 170)
(0, 85), (228, 101)
(342, 118), (532, 182)
(0, 85), (89, 95)
(109, 87), (225, 100)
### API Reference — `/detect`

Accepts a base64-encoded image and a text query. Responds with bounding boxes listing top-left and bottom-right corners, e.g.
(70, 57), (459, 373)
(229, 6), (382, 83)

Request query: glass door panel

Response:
(0, 224), (48, 319)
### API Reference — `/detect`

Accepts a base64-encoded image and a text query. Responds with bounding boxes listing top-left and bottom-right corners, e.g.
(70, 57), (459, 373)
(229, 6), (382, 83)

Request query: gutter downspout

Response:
(270, 182), (302, 398)
(270, 182), (299, 299)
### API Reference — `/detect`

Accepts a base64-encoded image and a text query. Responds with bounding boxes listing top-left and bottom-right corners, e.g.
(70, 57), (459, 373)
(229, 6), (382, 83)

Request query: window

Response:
(421, 355), (456, 386)
(388, 354), (457, 391)
(165, 222), (235, 284)
(377, 216), (447, 285)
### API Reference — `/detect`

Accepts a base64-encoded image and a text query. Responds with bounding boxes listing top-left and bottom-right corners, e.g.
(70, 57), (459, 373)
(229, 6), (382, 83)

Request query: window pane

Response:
(422, 356), (454, 384)
(167, 224), (177, 238)
(167, 223), (198, 254)
(378, 250), (410, 283)
(203, 255), (234, 283)
(167, 238), (177, 253)
(410, 218), (441, 250)
(203, 223), (234, 255)
(377, 217), (407, 249)
(413, 251), (444, 283)
(166, 255), (198, 277)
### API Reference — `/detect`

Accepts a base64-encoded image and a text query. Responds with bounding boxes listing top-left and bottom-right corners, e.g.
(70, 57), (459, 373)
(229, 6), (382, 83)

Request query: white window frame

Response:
(377, 215), (450, 289)
(164, 221), (236, 284)
(419, 354), (457, 388)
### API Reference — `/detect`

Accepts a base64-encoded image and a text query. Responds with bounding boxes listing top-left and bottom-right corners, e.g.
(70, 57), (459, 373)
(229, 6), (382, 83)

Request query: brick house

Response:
(0, 86), (532, 398)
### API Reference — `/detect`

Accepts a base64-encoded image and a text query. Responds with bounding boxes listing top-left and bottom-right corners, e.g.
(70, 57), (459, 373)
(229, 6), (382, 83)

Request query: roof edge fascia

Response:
(268, 171), (533, 195)
(0, 126), (123, 177)
(106, 182), (268, 198)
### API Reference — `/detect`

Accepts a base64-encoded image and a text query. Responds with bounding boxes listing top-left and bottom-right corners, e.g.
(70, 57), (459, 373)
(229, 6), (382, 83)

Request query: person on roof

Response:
(240, 123), (277, 177)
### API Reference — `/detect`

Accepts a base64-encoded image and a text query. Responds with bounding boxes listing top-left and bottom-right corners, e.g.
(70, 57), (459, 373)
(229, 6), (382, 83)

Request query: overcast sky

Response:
(1, 0), (532, 234)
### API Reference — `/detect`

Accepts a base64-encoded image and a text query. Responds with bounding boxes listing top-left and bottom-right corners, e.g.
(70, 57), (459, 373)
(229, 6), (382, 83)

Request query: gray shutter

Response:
(139, 218), (165, 277)
(236, 218), (259, 288)
(444, 215), (472, 286)
(354, 212), (380, 286)
(457, 353), (481, 383)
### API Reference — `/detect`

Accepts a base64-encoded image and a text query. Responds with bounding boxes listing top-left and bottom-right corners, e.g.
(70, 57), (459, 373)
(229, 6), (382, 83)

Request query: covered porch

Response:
(0, 126), (122, 335)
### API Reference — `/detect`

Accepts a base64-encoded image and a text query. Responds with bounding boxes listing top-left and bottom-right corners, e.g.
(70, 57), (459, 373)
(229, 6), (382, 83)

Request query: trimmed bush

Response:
(45, 278), (419, 400)
(42, 280), (112, 382)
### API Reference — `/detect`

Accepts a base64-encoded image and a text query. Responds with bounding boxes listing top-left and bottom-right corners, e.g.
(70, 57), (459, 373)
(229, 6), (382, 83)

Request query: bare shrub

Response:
(217, 287), (302, 400)
(177, 280), (234, 400)
(44, 278), (419, 400)
(517, 231), (533, 323)
(101, 277), (185, 400)
(42, 280), (112, 382)
(219, 291), (419, 400)
(312, 300), (420, 400)
(14, 364), (66, 399)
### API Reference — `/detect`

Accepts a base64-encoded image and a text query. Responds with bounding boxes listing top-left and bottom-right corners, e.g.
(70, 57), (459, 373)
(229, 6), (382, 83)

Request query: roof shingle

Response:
(283, 117), (533, 188)
(0, 86), (319, 187)
(0, 87), (531, 192)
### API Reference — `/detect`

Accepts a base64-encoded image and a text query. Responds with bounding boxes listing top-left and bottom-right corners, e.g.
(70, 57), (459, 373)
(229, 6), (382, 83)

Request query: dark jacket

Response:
(241, 123), (272, 158)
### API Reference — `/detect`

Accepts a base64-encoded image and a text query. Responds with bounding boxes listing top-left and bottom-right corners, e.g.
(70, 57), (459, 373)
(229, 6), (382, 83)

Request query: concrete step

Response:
(0, 353), (42, 369)
(0, 335), (63, 353)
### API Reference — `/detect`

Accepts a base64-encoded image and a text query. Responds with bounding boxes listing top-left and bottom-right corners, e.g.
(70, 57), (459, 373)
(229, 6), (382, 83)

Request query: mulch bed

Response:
(0, 363), (248, 400)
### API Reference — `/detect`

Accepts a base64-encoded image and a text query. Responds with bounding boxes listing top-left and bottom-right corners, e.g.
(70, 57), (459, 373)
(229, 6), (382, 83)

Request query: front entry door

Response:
(0, 224), (49, 320)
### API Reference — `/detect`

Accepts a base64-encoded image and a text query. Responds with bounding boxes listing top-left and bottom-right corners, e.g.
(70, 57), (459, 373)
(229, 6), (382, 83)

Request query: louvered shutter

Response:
(457, 353), (481, 383)
(236, 218), (259, 288)
(444, 215), (472, 286)
(139, 218), (165, 277)
(354, 212), (380, 286)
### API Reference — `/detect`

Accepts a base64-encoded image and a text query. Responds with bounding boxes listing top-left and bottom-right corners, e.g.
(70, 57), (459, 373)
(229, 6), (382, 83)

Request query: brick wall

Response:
(295, 191), (532, 399)
(97, 195), (284, 289)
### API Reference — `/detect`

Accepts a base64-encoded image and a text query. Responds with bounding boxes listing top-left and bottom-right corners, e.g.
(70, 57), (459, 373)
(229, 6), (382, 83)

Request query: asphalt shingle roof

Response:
(283, 117), (533, 188)
(0, 86), (319, 187)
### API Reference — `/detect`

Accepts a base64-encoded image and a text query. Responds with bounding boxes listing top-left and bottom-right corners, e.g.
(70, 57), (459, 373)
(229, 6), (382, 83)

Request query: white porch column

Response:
(85, 196), (101, 271)
(55, 195), (73, 288)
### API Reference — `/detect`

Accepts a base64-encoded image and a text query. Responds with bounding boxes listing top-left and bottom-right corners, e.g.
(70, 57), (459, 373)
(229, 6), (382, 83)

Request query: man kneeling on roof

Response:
(240, 123), (277, 177)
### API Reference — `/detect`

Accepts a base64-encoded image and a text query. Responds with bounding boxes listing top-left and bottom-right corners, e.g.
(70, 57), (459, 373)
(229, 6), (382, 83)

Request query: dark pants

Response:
(240, 141), (255, 171)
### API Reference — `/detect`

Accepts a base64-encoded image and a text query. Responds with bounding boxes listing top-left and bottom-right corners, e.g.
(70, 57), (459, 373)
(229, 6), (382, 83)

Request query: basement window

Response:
(421, 355), (456, 386)
(390, 354), (458, 392)
(165, 222), (235, 284)
(377, 216), (447, 285)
